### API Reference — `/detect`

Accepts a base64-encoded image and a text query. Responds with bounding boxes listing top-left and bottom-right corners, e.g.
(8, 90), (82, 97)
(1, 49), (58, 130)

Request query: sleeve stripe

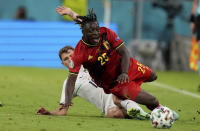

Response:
(69, 72), (78, 75)
(115, 42), (124, 50)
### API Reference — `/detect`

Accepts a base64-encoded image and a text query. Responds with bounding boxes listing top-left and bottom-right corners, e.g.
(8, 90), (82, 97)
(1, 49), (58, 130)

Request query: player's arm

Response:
(56, 6), (81, 22)
(116, 44), (130, 84)
(37, 105), (68, 116)
(36, 76), (76, 116)
(63, 74), (77, 107)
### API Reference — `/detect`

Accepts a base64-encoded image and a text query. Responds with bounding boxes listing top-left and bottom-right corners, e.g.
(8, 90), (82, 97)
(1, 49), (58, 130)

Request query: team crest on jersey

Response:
(69, 60), (74, 68)
(88, 55), (93, 60)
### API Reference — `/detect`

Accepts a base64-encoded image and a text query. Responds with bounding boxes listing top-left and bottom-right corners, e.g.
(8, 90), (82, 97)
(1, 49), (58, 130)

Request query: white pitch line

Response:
(148, 82), (200, 99)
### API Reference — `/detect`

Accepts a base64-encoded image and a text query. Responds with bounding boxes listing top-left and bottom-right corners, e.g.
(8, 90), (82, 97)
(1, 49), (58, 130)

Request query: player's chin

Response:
(91, 39), (99, 45)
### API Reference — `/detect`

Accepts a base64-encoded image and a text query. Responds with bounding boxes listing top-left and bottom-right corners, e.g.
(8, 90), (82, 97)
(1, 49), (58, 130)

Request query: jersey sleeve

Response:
(68, 46), (82, 75)
(106, 28), (124, 49)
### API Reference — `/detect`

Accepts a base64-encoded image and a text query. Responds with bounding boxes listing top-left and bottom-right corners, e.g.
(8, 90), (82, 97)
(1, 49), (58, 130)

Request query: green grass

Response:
(0, 66), (200, 131)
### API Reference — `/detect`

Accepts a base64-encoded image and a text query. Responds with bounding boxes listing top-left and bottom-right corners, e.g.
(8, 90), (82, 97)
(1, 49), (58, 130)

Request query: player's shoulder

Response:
(74, 40), (85, 51)
(100, 27), (115, 35)
(100, 27), (111, 32)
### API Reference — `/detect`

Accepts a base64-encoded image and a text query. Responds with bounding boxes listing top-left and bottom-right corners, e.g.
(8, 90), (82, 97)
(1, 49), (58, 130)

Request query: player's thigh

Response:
(130, 60), (153, 82)
(134, 89), (158, 106)
(110, 81), (141, 100)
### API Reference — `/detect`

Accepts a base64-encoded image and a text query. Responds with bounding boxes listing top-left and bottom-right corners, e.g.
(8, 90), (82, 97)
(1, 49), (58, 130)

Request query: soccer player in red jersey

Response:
(56, 7), (179, 120)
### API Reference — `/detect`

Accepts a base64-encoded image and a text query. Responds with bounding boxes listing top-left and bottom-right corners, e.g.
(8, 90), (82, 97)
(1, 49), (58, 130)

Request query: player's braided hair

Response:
(75, 8), (97, 29)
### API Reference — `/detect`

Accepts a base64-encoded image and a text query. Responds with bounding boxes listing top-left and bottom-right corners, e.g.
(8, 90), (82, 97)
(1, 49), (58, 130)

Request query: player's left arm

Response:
(116, 44), (130, 84)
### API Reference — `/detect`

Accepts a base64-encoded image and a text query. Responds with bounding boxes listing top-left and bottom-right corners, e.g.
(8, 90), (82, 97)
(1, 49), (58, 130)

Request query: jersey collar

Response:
(81, 38), (100, 47)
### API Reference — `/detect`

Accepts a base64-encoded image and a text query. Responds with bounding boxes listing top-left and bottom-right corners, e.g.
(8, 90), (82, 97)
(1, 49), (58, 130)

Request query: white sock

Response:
(120, 100), (143, 111)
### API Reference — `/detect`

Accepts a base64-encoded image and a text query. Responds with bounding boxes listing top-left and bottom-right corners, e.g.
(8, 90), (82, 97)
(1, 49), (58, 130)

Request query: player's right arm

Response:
(63, 74), (77, 107)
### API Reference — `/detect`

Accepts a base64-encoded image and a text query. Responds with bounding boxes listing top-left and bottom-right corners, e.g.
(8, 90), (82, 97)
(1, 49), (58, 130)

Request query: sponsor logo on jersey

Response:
(69, 60), (74, 68)
(88, 55), (93, 60)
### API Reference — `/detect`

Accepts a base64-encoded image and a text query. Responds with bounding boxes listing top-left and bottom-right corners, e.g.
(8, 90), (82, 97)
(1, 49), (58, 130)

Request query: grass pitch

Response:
(0, 66), (200, 131)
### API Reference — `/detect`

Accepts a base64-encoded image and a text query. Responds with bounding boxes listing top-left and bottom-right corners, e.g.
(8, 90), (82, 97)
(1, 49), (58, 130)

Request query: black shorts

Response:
(195, 15), (200, 41)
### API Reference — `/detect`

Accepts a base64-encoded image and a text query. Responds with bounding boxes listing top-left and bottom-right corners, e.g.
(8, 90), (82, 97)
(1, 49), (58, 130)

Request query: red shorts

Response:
(109, 81), (141, 100)
(109, 58), (152, 100)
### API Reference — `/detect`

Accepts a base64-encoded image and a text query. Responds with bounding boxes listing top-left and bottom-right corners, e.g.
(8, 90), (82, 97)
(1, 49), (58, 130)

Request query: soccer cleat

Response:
(172, 110), (179, 120)
(127, 108), (150, 120)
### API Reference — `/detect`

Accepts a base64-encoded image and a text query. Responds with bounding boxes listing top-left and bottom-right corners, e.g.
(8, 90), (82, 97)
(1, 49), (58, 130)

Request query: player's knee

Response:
(151, 72), (157, 81)
(146, 72), (157, 82)
(106, 107), (124, 118)
(112, 95), (122, 107)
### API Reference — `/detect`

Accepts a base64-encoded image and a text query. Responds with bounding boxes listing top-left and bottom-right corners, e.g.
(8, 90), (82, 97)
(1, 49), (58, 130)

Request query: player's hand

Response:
(56, 6), (72, 16)
(36, 107), (51, 115)
(116, 73), (129, 84)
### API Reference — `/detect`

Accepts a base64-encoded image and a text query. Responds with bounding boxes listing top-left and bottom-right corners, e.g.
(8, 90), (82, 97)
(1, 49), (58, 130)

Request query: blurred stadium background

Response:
(0, 0), (194, 70)
(0, 1), (200, 131)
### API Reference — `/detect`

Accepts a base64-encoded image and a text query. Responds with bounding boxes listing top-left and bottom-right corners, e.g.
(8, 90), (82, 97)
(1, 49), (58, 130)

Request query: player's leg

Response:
(112, 95), (150, 120)
(106, 106), (125, 118)
(110, 82), (159, 111)
(134, 89), (179, 120)
(130, 59), (157, 83)
(134, 89), (159, 110)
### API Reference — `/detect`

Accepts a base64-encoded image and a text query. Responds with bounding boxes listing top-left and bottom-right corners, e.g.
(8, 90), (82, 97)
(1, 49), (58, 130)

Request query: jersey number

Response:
(136, 62), (146, 74)
(98, 53), (109, 66)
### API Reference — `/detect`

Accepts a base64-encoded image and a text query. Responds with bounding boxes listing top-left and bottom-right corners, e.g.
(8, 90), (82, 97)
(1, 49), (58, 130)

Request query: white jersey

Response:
(60, 66), (116, 115)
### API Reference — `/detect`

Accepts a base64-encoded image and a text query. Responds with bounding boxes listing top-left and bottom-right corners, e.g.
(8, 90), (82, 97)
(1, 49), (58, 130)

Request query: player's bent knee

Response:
(106, 107), (125, 118)
(146, 72), (157, 82)
(112, 95), (122, 108)
(151, 72), (157, 81)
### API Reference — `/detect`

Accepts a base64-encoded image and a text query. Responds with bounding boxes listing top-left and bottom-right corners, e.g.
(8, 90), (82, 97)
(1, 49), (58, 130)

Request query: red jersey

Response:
(69, 27), (124, 88)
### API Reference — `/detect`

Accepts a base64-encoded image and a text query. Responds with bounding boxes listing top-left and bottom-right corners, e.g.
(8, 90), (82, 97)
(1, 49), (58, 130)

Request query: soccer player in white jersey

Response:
(37, 46), (150, 119)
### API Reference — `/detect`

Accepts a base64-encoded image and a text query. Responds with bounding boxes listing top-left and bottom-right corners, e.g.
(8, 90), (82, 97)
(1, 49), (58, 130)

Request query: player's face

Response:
(82, 21), (100, 45)
(61, 49), (74, 69)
